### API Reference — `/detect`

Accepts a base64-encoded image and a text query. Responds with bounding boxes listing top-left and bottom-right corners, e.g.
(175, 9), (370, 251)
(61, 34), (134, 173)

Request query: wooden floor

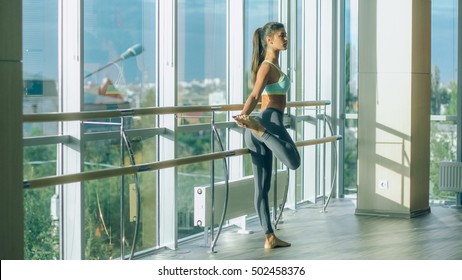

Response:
(142, 198), (462, 260)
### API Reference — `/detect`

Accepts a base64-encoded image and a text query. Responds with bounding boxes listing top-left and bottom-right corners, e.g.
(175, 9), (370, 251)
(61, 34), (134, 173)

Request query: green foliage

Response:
(24, 188), (59, 260)
(429, 123), (457, 199)
(343, 124), (358, 192)
(23, 140), (59, 260)
(84, 178), (121, 260)
(429, 66), (458, 201)
(343, 42), (358, 193)
(431, 66), (456, 115)
(446, 81), (458, 116)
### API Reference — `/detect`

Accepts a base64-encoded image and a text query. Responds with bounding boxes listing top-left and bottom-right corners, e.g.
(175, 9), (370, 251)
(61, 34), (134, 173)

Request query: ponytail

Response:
(250, 22), (285, 85)
(251, 28), (264, 84)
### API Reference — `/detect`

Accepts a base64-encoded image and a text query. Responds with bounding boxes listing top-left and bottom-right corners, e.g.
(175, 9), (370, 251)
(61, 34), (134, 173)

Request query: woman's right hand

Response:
(232, 114), (249, 128)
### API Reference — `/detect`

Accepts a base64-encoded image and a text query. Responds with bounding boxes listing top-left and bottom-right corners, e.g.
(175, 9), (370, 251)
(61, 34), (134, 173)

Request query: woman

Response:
(233, 22), (301, 249)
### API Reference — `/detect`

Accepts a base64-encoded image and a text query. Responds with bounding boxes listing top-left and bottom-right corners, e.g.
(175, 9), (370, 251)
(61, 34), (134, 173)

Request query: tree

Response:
(431, 66), (451, 115)
(429, 67), (458, 200)
(23, 129), (59, 260)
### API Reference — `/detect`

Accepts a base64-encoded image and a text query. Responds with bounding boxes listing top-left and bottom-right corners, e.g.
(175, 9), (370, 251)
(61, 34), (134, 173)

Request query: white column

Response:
(157, 0), (177, 249)
(357, 0), (431, 217)
(59, 0), (84, 259)
(227, 0), (245, 180)
(0, 0), (23, 260)
(318, 0), (335, 205)
(302, 0), (318, 203)
(283, 0), (298, 210)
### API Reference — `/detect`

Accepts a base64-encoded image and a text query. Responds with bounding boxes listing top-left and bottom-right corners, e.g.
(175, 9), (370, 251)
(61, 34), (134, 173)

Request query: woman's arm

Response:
(240, 63), (271, 116)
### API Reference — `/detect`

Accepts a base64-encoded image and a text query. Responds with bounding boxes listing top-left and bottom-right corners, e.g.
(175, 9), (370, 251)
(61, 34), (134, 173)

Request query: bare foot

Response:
(232, 114), (265, 136)
(264, 233), (291, 249)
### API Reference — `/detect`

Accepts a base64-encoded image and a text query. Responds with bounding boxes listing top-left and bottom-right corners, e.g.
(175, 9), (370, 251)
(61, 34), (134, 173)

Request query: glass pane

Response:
(83, 134), (157, 258)
(344, 0), (359, 196)
(22, 0), (60, 260)
(83, 0), (156, 111)
(24, 145), (57, 180)
(176, 0), (227, 239)
(177, 0), (227, 106)
(430, 0), (458, 204)
(345, 0), (359, 115)
(429, 123), (457, 203)
(23, 144), (59, 259)
(24, 186), (59, 260)
(431, 0), (458, 116)
(84, 177), (121, 260)
(176, 127), (221, 239)
(23, 0), (59, 136)
(82, 0), (157, 259)
(344, 119), (358, 195)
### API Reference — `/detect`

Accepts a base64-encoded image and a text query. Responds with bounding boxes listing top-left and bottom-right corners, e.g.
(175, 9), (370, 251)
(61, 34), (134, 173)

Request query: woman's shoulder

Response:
(258, 62), (272, 75)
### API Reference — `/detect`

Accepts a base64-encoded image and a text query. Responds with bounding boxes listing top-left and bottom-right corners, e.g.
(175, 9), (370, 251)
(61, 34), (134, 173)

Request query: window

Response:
(430, 0), (459, 203)
(23, 0), (157, 260)
(343, 0), (359, 196)
(23, 0), (60, 260)
(82, 0), (157, 259)
(176, 0), (227, 239)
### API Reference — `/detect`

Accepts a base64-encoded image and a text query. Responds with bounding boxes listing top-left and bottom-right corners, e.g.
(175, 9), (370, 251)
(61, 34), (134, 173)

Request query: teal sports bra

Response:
(262, 60), (290, 96)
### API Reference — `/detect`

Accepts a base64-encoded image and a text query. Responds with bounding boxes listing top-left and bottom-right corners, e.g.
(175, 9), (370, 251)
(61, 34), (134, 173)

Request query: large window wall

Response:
(23, 0), (158, 259)
(21, 0), (460, 260)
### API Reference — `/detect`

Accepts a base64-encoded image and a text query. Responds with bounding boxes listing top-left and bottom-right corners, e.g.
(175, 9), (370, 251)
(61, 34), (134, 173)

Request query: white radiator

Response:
(194, 170), (288, 227)
(439, 162), (462, 192)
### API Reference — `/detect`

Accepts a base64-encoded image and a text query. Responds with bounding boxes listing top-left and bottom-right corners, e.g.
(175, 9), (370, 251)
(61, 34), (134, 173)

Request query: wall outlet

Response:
(378, 180), (389, 190)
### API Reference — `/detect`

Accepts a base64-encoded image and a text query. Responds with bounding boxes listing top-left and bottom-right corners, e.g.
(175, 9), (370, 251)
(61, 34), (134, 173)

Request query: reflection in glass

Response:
(22, 0), (60, 260)
(176, 0), (227, 239)
(177, 0), (227, 107)
(23, 0), (59, 135)
(84, 0), (156, 111)
(83, 0), (158, 258)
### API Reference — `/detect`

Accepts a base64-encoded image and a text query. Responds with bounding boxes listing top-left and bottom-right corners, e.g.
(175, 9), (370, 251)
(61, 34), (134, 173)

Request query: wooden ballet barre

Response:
(23, 100), (332, 123)
(296, 135), (342, 147)
(23, 135), (341, 190)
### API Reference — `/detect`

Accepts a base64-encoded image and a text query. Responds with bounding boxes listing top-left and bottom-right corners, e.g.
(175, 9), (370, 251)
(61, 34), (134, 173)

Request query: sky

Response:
(23, 0), (458, 86)
(431, 0), (459, 84)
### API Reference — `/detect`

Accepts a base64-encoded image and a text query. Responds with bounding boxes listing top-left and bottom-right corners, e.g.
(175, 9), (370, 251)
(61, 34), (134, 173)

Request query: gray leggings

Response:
(244, 108), (300, 234)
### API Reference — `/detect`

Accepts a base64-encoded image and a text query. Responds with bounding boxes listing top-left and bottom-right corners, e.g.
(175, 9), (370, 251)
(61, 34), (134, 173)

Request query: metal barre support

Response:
(23, 135), (342, 189)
